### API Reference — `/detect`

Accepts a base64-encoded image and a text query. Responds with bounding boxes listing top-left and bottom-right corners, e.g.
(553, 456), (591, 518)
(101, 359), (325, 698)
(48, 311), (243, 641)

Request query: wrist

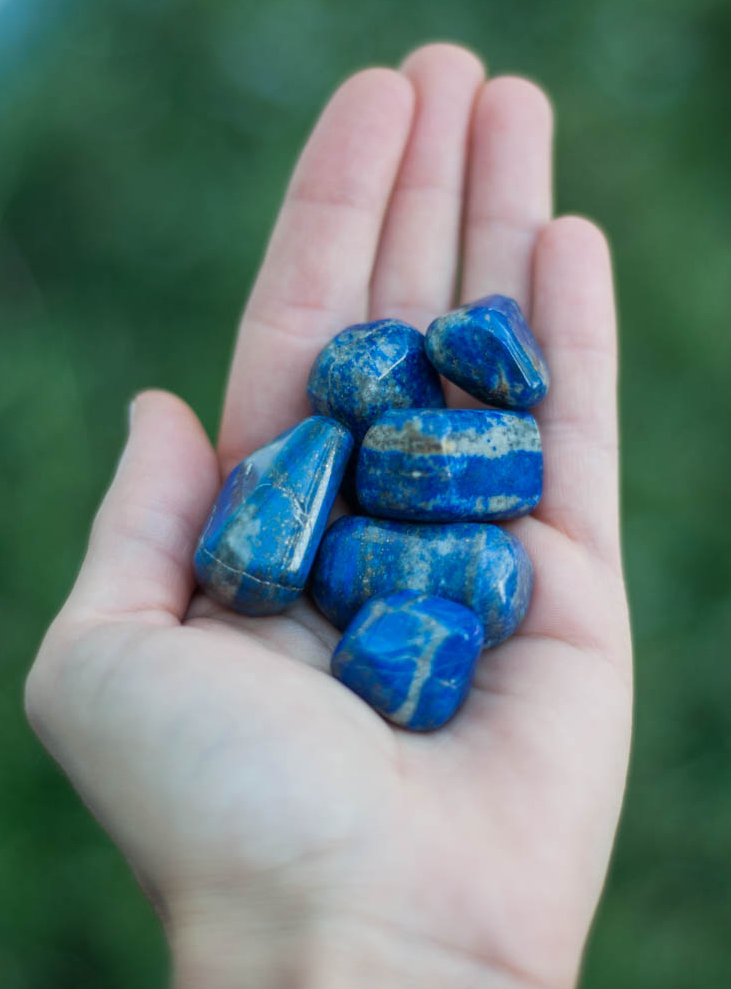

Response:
(168, 891), (560, 989)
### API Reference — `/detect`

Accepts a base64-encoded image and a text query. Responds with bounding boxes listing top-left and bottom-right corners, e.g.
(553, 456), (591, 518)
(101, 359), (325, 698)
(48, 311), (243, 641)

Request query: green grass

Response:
(2, 0), (731, 984)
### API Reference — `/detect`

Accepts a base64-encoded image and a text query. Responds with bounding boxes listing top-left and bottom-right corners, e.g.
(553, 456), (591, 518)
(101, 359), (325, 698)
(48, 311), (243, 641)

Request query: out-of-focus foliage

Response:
(2, 0), (731, 985)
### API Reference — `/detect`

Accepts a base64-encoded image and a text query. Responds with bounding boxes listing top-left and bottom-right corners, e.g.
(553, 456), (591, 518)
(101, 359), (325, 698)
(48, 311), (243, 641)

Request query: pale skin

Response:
(25, 44), (632, 989)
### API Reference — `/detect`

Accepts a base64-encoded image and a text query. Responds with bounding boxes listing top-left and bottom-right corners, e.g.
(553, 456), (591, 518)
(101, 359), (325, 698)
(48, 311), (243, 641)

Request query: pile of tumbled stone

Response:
(195, 294), (549, 732)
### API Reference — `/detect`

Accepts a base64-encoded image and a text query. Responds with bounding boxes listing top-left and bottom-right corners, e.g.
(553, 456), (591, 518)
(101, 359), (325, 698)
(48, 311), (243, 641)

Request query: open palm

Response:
(27, 45), (632, 989)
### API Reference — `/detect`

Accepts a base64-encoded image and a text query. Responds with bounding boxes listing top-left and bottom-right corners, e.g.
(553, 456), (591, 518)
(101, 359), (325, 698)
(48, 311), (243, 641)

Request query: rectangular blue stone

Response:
(356, 408), (543, 522)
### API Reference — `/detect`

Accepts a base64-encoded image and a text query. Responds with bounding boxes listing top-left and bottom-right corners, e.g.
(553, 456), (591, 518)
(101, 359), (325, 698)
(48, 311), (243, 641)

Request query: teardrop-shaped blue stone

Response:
(195, 416), (353, 615)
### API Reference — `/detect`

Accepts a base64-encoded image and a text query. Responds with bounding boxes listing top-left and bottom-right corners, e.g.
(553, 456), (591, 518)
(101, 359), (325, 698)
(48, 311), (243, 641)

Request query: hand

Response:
(26, 44), (632, 989)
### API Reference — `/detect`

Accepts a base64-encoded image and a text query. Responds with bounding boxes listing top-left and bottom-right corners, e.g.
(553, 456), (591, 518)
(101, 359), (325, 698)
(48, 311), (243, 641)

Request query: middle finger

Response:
(369, 43), (485, 330)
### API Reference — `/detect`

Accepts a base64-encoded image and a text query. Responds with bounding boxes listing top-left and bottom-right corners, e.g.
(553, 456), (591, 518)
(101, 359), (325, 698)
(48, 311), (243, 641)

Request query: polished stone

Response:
(331, 591), (484, 731)
(357, 408), (543, 522)
(307, 319), (445, 446)
(425, 294), (550, 409)
(194, 416), (353, 615)
(311, 516), (532, 647)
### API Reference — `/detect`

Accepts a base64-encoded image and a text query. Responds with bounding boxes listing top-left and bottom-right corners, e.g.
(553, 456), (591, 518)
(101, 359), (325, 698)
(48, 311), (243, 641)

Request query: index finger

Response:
(218, 69), (414, 473)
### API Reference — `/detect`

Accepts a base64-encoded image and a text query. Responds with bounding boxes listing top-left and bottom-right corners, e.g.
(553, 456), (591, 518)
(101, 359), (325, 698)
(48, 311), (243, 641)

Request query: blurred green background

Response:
(2, 0), (731, 985)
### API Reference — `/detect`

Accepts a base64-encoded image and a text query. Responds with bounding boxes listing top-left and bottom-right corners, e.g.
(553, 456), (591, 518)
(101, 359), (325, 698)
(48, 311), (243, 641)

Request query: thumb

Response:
(67, 390), (220, 624)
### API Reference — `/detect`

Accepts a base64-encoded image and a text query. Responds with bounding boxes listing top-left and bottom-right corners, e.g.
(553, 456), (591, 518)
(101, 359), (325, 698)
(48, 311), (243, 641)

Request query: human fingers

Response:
(65, 390), (219, 624)
(460, 76), (553, 310)
(530, 215), (621, 568)
(368, 43), (485, 329)
(218, 69), (415, 472)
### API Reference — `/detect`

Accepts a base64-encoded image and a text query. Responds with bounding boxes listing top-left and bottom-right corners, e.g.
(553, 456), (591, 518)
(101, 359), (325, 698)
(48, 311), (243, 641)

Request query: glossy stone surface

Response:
(194, 416), (353, 615)
(425, 294), (550, 409)
(311, 516), (532, 647)
(332, 591), (484, 731)
(307, 319), (445, 446)
(357, 408), (543, 522)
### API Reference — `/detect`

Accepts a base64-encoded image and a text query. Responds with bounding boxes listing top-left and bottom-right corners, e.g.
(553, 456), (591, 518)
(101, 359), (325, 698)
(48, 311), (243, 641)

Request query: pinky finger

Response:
(531, 216), (621, 567)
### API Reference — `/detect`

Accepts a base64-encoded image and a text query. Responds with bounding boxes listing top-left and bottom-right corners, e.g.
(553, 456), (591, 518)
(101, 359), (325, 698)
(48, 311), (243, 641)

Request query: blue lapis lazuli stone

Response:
(311, 516), (533, 647)
(332, 591), (485, 731)
(194, 416), (353, 615)
(425, 294), (550, 409)
(357, 408), (543, 522)
(307, 319), (445, 446)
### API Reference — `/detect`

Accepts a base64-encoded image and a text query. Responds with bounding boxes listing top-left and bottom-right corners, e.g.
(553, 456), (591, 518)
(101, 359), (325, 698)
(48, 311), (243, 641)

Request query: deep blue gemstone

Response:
(307, 319), (445, 446)
(311, 516), (532, 647)
(332, 591), (484, 731)
(425, 294), (549, 409)
(357, 408), (543, 522)
(194, 416), (353, 615)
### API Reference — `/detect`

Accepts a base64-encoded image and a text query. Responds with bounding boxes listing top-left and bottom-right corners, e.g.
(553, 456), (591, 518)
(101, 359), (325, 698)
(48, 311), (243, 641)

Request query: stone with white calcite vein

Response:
(307, 319), (445, 446)
(425, 294), (550, 409)
(194, 416), (353, 615)
(356, 408), (542, 522)
(311, 516), (533, 647)
(331, 591), (485, 731)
